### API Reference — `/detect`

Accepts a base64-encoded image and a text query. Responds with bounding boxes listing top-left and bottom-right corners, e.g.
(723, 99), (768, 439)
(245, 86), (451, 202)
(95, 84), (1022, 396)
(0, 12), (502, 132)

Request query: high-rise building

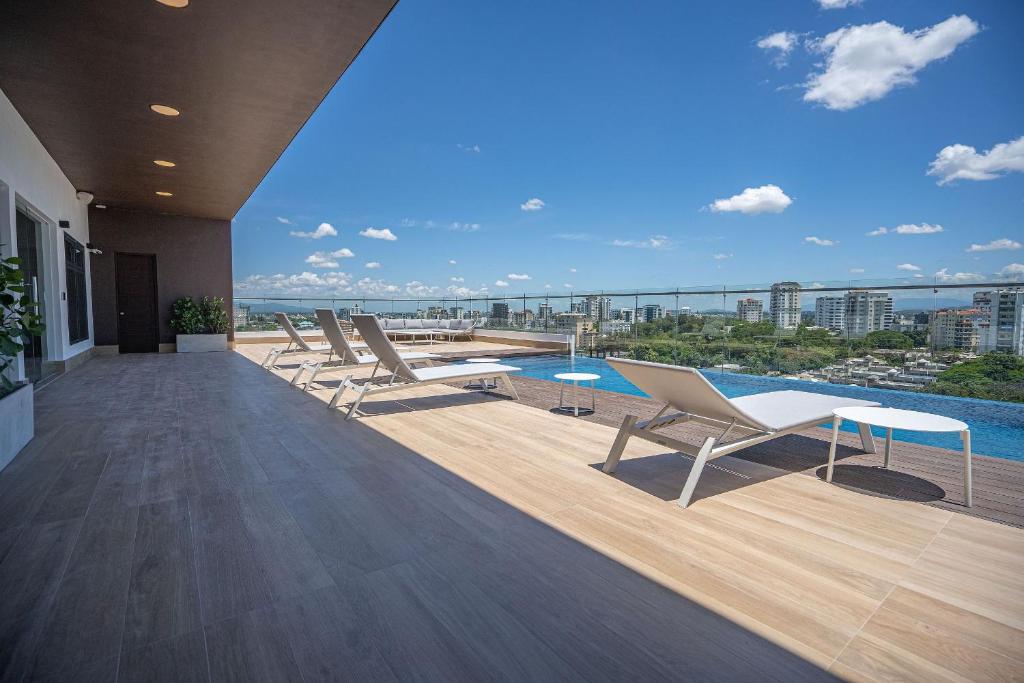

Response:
(618, 308), (634, 323)
(735, 298), (763, 323)
(584, 296), (612, 321)
(769, 282), (801, 329)
(978, 288), (1024, 355)
(844, 290), (893, 338)
(931, 309), (981, 350)
(643, 304), (662, 323)
(448, 306), (464, 319)
(569, 301), (584, 314)
(491, 302), (509, 320)
(814, 296), (845, 331)
(537, 302), (552, 320)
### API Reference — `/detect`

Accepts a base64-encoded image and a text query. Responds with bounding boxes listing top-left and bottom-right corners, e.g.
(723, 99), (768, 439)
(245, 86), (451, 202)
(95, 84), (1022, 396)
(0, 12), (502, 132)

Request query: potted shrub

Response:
(170, 296), (229, 352)
(1, 253), (44, 471)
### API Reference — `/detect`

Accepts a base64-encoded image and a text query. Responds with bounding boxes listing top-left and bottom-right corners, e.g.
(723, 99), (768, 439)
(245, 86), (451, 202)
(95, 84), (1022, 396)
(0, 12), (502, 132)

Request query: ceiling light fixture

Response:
(155, 191), (173, 197)
(149, 104), (180, 116)
(95, 204), (107, 209)
(156, 0), (189, 7)
(153, 160), (176, 167)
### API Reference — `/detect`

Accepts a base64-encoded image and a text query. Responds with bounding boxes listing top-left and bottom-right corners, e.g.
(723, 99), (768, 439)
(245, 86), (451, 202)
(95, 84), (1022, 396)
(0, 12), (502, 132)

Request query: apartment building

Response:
(931, 308), (981, 351)
(490, 302), (509, 320)
(769, 282), (801, 329)
(978, 288), (1024, 355)
(642, 304), (663, 323)
(735, 298), (763, 323)
(814, 296), (845, 331)
(844, 290), (893, 338)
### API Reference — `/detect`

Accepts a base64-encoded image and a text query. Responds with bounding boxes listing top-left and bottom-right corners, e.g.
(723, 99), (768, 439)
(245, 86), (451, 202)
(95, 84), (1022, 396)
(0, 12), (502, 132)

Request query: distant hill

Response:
(891, 296), (971, 311)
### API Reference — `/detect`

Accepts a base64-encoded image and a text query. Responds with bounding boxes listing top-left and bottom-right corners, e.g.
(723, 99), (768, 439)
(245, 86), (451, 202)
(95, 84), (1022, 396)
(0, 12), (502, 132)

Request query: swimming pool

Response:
(502, 354), (1024, 461)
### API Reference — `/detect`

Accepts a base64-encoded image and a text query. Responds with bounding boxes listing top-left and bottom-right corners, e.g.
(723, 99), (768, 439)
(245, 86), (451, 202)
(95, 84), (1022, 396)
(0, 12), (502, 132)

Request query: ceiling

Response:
(0, 0), (398, 220)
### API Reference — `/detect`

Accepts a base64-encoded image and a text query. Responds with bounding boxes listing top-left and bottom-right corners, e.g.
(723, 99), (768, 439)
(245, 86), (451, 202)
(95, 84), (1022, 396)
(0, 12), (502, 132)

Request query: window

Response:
(64, 234), (89, 344)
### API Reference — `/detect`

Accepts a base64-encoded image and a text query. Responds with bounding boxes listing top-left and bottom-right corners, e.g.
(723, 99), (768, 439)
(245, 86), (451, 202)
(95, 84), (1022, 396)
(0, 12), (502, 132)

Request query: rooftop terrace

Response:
(1, 340), (1022, 681)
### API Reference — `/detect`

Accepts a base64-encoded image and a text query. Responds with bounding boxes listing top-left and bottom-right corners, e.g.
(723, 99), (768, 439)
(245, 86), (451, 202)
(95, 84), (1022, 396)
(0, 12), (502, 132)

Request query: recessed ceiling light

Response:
(150, 104), (180, 116)
(153, 160), (176, 167)
(155, 191), (173, 197)
(95, 204), (107, 209)
(156, 0), (189, 7)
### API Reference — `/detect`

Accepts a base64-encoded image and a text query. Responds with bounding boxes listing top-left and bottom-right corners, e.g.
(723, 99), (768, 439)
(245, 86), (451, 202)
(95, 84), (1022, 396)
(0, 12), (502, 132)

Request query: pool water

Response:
(504, 354), (1024, 461)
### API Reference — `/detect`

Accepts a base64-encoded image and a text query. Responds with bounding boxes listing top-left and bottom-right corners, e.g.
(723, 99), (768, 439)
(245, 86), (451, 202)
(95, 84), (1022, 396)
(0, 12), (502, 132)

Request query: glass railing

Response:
(234, 277), (1024, 406)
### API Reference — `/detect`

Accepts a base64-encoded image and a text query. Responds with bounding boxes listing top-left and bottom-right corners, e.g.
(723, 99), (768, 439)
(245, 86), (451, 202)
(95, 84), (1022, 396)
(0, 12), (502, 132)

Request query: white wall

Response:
(0, 87), (94, 380)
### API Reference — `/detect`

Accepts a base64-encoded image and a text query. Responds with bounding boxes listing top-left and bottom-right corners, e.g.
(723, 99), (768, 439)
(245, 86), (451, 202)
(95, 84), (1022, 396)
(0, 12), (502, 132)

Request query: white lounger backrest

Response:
(275, 312), (313, 351)
(351, 314), (418, 382)
(607, 357), (771, 432)
(314, 309), (360, 363)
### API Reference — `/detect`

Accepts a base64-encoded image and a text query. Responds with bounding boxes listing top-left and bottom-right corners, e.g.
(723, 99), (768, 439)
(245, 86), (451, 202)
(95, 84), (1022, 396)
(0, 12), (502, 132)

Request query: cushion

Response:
(406, 318), (423, 329)
(435, 319), (451, 329)
(384, 318), (405, 330)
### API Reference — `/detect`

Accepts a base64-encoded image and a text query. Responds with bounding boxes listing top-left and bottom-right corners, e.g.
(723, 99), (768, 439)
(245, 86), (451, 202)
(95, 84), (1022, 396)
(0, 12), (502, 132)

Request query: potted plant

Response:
(170, 296), (229, 352)
(1, 253), (44, 471)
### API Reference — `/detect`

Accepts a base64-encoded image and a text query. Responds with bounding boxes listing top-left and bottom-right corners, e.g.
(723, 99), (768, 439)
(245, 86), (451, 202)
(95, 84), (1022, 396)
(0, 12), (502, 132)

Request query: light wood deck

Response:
(0, 343), (1021, 681)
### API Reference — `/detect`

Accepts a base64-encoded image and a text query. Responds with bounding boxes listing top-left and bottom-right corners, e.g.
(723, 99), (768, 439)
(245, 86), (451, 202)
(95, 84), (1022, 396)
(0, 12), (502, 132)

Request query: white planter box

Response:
(176, 333), (228, 353)
(0, 383), (33, 473)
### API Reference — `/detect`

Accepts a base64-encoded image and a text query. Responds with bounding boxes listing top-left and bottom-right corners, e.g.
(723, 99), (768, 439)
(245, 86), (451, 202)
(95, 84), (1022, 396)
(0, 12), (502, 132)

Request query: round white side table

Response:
(554, 372), (600, 417)
(826, 406), (972, 507)
(465, 357), (500, 389)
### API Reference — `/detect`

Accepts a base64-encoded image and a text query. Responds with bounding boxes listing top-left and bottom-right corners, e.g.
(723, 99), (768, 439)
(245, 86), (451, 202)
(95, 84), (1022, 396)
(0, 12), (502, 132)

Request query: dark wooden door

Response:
(115, 253), (159, 353)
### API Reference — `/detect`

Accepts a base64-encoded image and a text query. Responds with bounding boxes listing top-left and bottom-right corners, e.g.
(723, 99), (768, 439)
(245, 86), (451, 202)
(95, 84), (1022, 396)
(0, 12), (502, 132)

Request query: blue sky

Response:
(232, 0), (1023, 307)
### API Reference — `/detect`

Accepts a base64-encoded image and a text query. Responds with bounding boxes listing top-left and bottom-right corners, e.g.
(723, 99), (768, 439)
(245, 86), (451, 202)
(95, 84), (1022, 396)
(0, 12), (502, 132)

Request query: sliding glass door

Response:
(14, 209), (48, 383)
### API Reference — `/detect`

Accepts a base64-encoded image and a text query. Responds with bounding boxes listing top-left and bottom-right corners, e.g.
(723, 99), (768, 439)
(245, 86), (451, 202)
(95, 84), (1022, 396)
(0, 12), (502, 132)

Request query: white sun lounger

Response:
(290, 309), (440, 391)
(602, 358), (880, 508)
(261, 312), (367, 369)
(328, 314), (522, 419)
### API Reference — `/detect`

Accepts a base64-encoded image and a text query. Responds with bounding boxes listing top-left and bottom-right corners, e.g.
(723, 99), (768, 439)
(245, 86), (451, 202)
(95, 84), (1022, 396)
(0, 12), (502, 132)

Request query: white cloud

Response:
(849, 267), (866, 273)
(709, 184), (792, 214)
(494, 280), (510, 288)
(544, 284), (552, 289)
(896, 263), (921, 271)
(276, 216), (295, 225)
(803, 15), (979, 111)
(305, 248), (354, 268)
(927, 136), (1024, 185)
(289, 222), (337, 239)
(967, 238), (1022, 253)
(360, 227), (397, 241)
(449, 222), (481, 232)
(448, 259), (457, 265)
(757, 31), (798, 67)
(450, 276), (465, 283)
(520, 197), (545, 212)
(933, 267), (984, 283)
(507, 273), (531, 281)
(713, 253), (733, 260)
(804, 236), (838, 246)
(357, 277), (400, 295)
(569, 267), (577, 273)
(554, 233), (593, 241)
(996, 263), (1024, 279)
(610, 235), (673, 249)
(817, 0), (862, 8)
(364, 261), (381, 269)
(456, 143), (481, 153)
(400, 218), (417, 228)
(234, 271), (355, 297)
(563, 283), (573, 289)
(869, 223), (944, 236)
(404, 280), (440, 297)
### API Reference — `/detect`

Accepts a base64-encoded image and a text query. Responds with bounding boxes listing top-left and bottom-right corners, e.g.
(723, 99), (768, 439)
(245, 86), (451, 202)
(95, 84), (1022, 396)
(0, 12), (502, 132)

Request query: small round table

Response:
(465, 357), (500, 389)
(554, 372), (600, 417)
(826, 406), (972, 507)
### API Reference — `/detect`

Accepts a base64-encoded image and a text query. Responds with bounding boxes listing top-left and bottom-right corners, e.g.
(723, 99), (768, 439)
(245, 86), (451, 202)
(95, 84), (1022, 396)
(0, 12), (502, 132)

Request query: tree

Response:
(864, 330), (914, 349)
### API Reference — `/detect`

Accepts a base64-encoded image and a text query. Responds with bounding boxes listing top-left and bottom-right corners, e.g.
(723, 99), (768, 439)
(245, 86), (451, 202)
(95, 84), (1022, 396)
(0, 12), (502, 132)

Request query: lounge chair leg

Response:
(678, 436), (716, 509)
(603, 415), (638, 474)
(265, 348), (283, 369)
(261, 347), (277, 368)
(499, 374), (519, 400)
(290, 362), (308, 387)
(328, 377), (351, 410)
(346, 387), (368, 420)
(857, 422), (876, 454)
(304, 363), (323, 392)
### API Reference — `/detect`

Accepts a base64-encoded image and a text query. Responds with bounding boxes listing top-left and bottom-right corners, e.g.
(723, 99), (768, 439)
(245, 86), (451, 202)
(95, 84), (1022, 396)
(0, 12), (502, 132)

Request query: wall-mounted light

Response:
(156, 0), (189, 7)
(76, 190), (94, 204)
(95, 204), (107, 209)
(153, 160), (176, 167)
(155, 191), (173, 197)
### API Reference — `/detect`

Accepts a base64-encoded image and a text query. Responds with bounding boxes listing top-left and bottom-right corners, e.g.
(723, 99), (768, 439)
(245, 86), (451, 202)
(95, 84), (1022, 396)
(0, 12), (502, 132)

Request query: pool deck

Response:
(1, 341), (1022, 681)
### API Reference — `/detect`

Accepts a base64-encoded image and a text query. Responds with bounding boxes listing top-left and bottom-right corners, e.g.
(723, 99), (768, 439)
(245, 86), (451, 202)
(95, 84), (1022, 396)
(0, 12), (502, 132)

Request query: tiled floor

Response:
(0, 346), (1021, 681)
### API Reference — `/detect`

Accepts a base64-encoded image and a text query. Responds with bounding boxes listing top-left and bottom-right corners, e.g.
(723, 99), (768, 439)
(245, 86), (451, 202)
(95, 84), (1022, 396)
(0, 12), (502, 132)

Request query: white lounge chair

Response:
(328, 314), (522, 419)
(291, 309), (440, 390)
(602, 358), (880, 508)
(261, 312), (356, 369)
